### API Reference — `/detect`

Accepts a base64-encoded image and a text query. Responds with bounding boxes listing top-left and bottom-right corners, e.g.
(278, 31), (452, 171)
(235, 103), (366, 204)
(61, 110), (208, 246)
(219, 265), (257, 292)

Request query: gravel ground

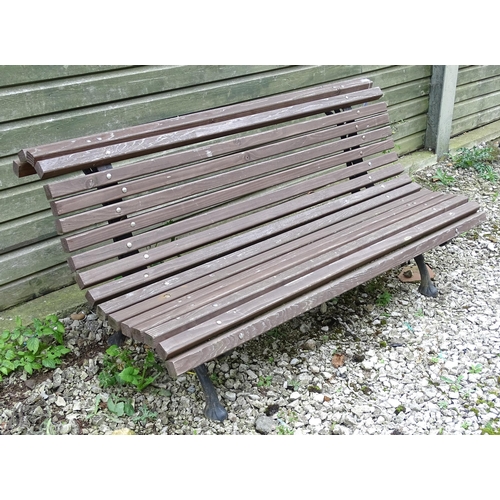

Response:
(1, 142), (499, 436)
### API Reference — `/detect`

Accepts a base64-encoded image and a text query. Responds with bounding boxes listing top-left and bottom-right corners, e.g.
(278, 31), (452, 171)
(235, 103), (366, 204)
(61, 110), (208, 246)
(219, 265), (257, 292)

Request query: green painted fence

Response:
(453, 65), (500, 136)
(0, 65), (498, 311)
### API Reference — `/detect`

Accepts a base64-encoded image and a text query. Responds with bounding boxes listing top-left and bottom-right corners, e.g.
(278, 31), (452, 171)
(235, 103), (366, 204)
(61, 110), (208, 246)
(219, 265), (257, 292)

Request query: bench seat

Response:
(14, 77), (485, 383)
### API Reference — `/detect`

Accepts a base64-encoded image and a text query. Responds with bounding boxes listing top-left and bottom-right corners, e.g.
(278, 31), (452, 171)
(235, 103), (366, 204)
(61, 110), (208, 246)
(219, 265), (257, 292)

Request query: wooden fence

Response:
(1, 65), (499, 311)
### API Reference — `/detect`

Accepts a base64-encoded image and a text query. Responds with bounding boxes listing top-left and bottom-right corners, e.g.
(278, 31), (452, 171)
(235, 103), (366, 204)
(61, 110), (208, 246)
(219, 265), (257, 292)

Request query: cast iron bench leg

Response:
(414, 254), (438, 298)
(108, 330), (126, 346)
(194, 363), (228, 422)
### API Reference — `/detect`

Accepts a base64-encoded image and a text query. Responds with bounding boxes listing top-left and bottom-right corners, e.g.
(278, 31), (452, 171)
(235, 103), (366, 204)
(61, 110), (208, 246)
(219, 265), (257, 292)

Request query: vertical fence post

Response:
(424, 65), (459, 159)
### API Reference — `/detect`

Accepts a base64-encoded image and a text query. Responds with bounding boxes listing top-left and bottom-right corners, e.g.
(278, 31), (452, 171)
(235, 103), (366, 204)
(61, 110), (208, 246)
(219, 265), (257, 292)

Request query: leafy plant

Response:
(107, 396), (135, 417)
(133, 405), (158, 423)
(44, 417), (57, 435)
(451, 146), (499, 181)
(433, 167), (455, 186)
(441, 374), (464, 392)
(0, 315), (70, 380)
(481, 421), (500, 435)
(376, 290), (392, 307)
(98, 345), (163, 391)
(469, 364), (483, 374)
(257, 375), (273, 387)
(276, 409), (298, 434)
(277, 424), (294, 435)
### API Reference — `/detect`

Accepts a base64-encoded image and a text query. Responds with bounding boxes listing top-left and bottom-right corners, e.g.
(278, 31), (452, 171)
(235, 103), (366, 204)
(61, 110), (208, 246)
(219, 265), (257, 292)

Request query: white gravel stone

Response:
(55, 396), (66, 407)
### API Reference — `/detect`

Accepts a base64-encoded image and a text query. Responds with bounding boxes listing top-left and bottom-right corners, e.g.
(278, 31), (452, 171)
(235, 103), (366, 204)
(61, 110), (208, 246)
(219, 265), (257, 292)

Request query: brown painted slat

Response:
(98, 176), (418, 321)
(20, 78), (374, 172)
(77, 162), (404, 291)
(164, 211), (486, 376)
(50, 115), (391, 216)
(44, 102), (389, 200)
(126, 190), (460, 345)
(87, 167), (409, 307)
(12, 159), (37, 178)
(33, 87), (383, 178)
(152, 196), (474, 358)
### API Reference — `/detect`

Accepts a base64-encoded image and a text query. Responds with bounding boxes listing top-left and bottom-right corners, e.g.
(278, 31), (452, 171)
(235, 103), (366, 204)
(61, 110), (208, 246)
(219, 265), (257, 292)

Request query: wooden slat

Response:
(164, 211), (486, 376)
(12, 159), (36, 178)
(20, 78), (373, 170)
(33, 86), (383, 179)
(44, 102), (389, 200)
(123, 190), (459, 344)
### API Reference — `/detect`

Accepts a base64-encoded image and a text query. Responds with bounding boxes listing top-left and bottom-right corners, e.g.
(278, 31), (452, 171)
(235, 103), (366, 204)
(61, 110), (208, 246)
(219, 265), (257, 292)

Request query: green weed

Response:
(98, 345), (163, 391)
(276, 409), (298, 434)
(0, 315), (70, 381)
(257, 375), (273, 387)
(451, 146), (499, 181)
(277, 424), (294, 435)
(107, 395), (135, 417)
(441, 374), (464, 393)
(481, 421), (500, 435)
(433, 168), (455, 186)
(469, 364), (483, 374)
(376, 291), (392, 307)
(133, 405), (158, 423)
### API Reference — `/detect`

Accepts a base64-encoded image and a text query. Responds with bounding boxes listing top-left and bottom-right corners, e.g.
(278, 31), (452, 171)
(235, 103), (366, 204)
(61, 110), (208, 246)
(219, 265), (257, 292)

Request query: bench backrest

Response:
(15, 78), (400, 312)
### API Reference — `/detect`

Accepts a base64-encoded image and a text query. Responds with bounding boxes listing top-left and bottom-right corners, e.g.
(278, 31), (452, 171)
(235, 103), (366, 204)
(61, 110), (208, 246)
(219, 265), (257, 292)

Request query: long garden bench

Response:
(13, 77), (485, 421)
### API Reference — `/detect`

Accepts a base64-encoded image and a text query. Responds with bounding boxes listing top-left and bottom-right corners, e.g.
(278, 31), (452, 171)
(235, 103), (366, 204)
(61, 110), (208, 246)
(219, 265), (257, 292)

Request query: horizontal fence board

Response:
(391, 114), (428, 143)
(394, 132), (427, 157)
(368, 65), (431, 92)
(457, 65), (500, 86)
(0, 238), (67, 285)
(380, 78), (430, 108)
(0, 264), (75, 311)
(0, 211), (55, 254)
(388, 97), (429, 123)
(453, 91), (500, 121)
(0, 66), (130, 87)
(455, 76), (500, 103)
(452, 105), (500, 137)
(0, 182), (50, 223)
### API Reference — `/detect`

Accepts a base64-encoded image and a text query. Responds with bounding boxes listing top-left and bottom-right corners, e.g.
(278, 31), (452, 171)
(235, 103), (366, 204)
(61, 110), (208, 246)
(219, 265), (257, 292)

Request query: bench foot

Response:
(107, 330), (126, 346)
(414, 254), (438, 298)
(194, 363), (228, 422)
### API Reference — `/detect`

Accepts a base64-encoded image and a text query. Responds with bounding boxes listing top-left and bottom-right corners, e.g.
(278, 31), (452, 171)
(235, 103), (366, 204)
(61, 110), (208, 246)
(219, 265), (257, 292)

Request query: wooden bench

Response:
(13, 77), (486, 421)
